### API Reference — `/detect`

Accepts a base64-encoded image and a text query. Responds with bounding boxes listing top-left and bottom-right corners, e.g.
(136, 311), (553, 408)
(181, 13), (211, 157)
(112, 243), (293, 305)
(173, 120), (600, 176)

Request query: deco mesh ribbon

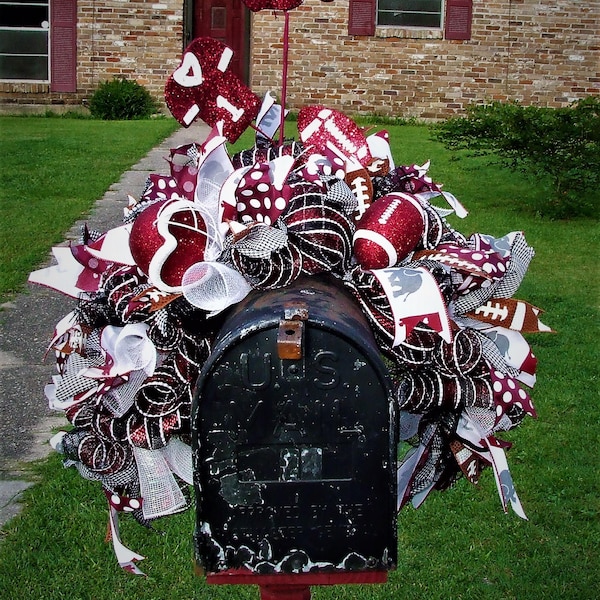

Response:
(30, 38), (552, 576)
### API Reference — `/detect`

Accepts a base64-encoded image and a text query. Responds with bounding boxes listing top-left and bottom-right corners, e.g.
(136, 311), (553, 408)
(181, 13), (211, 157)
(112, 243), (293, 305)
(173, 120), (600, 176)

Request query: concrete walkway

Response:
(0, 121), (210, 527)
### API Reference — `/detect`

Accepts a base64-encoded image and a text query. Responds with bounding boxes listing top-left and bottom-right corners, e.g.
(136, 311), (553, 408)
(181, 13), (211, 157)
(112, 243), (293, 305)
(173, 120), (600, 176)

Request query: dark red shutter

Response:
(51, 0), (77, 92)
(445, 0), (473, 40)
(348, 0), (376, 36)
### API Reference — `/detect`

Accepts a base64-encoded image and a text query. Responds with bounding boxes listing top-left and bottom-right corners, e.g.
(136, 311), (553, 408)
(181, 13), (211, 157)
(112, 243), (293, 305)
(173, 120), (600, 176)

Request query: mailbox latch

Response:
(277, 304), (308, 360)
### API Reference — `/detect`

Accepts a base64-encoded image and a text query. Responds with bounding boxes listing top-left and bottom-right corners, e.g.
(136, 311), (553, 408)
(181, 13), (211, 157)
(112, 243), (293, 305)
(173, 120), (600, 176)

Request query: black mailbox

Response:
(192, 275), (397, 575)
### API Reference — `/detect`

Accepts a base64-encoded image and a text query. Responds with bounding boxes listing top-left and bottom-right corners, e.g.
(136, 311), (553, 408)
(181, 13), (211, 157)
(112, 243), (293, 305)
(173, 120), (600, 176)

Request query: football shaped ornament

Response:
(298, 105), (372, 167)
(129, 199), (208, 292)
(165, 37), (261, 142)
(353, 192), (425, 270)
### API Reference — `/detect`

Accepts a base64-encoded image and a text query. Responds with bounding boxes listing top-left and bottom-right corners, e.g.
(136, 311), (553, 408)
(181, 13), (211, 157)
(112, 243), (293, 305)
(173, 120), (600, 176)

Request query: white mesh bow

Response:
(181, 261), (252, 314)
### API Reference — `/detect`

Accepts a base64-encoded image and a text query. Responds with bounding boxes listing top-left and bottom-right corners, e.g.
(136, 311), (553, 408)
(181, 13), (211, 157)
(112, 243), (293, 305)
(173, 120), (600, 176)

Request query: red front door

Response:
(194, 0), (250, 83)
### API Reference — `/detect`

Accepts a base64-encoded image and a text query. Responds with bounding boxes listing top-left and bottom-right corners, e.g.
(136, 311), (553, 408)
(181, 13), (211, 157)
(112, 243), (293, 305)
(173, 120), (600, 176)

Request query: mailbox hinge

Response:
(277, 304), (308, 360)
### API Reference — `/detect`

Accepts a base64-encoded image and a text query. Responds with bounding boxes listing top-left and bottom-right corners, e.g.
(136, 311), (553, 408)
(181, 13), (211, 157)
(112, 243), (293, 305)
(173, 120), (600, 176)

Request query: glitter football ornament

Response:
(353, 192), (425, 270)
(298, 105), (373, 167)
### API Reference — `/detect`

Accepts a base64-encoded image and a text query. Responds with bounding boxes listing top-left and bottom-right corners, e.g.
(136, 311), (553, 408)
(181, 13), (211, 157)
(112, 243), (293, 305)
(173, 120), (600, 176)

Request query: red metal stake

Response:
(260, 583), (311, 600)
(279, 10), (291, 146)
(207, 568), (388, 598)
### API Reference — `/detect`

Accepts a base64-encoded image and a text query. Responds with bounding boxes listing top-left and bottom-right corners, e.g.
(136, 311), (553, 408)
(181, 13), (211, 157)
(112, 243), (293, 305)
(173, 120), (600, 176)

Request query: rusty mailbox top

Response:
(192, 275), (397, 575)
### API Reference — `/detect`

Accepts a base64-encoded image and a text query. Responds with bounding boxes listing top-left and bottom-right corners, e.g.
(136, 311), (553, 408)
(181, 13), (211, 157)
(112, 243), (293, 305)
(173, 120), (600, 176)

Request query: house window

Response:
(377, 0), (443, 29)
(349, 0), (472, 40)
(0, 0), (50, 81)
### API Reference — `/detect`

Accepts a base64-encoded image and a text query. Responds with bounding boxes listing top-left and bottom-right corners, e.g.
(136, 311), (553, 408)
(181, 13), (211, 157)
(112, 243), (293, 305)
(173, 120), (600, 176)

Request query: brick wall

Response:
(77, 0), (183, 99)
(0, 0), (183, 108)
(1, 0), (598, 118)
(251, 0), (600, 119)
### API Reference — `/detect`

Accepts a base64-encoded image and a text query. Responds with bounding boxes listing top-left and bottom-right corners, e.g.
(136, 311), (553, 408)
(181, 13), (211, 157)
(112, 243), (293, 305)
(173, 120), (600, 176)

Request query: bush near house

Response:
(88, 77), (159, 121)
(433, 97), (600, 219)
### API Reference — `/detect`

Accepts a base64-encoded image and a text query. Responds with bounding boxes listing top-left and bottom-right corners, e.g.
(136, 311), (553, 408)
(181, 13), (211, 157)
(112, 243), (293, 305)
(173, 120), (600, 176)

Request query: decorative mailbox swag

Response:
(29, 5), (552, 578)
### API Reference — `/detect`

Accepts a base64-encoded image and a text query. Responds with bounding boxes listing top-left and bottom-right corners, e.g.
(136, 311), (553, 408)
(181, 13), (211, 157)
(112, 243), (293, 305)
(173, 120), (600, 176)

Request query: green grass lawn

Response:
(0, 116), (180, 304)
(0, 117), (598, 599)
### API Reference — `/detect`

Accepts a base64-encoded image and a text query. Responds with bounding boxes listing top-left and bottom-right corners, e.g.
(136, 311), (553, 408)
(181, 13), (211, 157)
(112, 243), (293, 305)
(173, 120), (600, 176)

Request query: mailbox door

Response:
(193, 276), (397, 574)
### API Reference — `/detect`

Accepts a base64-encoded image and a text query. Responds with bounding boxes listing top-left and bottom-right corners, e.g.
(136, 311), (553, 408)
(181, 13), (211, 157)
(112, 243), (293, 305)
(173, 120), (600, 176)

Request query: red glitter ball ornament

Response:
(353, 192), (425, 270)
(129, 199), (208, 292)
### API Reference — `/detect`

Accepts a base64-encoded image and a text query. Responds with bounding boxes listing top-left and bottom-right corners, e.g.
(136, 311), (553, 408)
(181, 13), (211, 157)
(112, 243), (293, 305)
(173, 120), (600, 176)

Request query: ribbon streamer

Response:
(457, 413), (528, 519)
(371, 266), (452, 346)
(107, 504), (146, 576)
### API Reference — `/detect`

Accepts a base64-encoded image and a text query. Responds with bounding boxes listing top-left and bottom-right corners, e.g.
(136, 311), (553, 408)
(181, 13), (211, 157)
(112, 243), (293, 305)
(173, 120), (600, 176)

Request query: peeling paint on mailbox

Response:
(192, 275), (397, 574)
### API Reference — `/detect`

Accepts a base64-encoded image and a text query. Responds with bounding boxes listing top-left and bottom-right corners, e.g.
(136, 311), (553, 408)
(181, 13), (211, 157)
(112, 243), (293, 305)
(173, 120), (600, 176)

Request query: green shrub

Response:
(88, 77), (159, 120)
(433, 97), (600, 218)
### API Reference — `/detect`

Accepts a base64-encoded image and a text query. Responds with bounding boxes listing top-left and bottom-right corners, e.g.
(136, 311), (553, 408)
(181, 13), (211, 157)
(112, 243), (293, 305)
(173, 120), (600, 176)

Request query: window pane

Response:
(211, 7), (226, 29)
(0, 29), (48, 54)
(378, 11), (441, 27)
(0, 6), (49, 28)
(378, 0), (442, 28)
(380, 0), (441, 11)
(0, 54), (48, 80)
